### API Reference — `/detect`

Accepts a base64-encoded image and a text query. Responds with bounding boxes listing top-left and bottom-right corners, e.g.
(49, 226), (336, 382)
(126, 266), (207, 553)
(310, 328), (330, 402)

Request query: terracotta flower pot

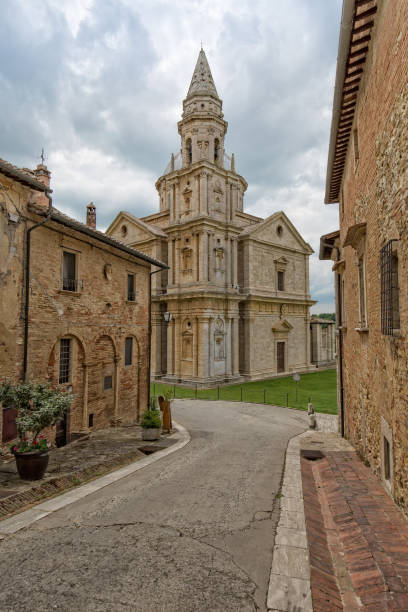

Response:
(14, 450), (49, 481)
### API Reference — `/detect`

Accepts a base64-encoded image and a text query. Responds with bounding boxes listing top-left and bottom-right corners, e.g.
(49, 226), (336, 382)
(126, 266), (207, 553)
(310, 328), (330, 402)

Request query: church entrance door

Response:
(277, 342), (285, 373)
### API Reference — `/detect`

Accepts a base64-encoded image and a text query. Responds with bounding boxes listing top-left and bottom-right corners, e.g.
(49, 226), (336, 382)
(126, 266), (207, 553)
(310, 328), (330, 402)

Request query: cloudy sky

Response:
(1, 0), (342, 312)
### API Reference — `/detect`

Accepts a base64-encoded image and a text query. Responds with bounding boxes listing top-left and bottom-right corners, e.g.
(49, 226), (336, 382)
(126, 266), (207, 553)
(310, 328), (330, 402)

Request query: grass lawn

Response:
(151, 369), (337, 414)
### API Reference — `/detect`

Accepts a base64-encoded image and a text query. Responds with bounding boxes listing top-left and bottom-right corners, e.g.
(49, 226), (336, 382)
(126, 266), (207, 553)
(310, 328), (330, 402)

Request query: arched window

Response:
(186, 138), (192, 165)
(214, 138), (219, 164)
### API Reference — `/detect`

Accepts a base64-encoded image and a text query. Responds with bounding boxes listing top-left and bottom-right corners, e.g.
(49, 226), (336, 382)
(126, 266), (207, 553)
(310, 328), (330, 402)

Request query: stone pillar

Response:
(169, 184), (174, 223)
(81, 363), (89, 432)
(208, 233), (214, 283)
(168, 239), (174, 286)
(208, 317), (213, 378)
(198, 317), (210, 379)
(167, 319), (174, 376)
(225, 317), (232, 377)
(194, 232), (200, 282)
(233, 317), (240, 376)
(174, 316), (181, 379)
(174, 181), (180, 221)
(305, 255), (310, 296)
(113, 356), (120, 424)
(224, 235), (230, 286)
(233, 239), (238, 287)
(174, 237), (181, 286)
(305, 316), (311, 367)
(194, 316), (199, 377)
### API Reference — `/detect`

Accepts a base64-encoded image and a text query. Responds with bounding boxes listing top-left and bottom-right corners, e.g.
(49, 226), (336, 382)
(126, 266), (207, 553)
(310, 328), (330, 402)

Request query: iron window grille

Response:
(125, 337), (133, 366)
(127, 274), (135, 301)
(59, 338), (71, 384)
(380, 239), (399, 335)
(62, 278), (83, 291)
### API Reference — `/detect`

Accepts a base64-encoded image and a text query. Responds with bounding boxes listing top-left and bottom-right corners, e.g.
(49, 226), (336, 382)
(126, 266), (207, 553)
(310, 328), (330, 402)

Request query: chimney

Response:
(34, 163), (51, 189)
(31, 163), (52, 209)
(86, 202), (96, 229)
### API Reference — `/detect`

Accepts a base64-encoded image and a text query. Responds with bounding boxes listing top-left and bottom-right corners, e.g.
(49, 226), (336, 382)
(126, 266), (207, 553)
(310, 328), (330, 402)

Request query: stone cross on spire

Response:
(186, 49), (219, 100)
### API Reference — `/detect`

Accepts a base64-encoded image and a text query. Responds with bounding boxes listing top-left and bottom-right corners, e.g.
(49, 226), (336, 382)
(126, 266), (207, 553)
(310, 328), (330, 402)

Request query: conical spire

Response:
(186, 49), (219, 100)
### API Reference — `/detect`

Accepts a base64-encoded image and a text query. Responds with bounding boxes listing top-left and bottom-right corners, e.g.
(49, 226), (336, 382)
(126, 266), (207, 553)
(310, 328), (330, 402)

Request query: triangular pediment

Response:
(106, 211), (167, 245)
(271, 319), (293, 332)
(239, 211), (313, 254)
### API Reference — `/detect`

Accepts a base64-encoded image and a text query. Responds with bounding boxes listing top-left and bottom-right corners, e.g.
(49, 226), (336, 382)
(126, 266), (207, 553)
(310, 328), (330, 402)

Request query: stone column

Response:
(305, 316), (311, 367)
(113, 356), (120, 424)
(174, 181), (180, 222)
(167, 319), (174, 376)
(232, 239), (238, 287)
(174, 238), (181, 286)
(194, 232), (200, 282)
(208, 233), (214, 283)
(168, 239), (174, 286)
(169, 184), (173, 223)
(224, 235), (230, 286)
(81, 363), (89, 432)
(198, 317), (210, 380)
(208, 317), (213, 378)
(315, 323), (322, 365)
(174, 316), (181, 379)
(225, 317), (232, 377)
(233, 317), (240, 376)
(194, 316), (199, 378)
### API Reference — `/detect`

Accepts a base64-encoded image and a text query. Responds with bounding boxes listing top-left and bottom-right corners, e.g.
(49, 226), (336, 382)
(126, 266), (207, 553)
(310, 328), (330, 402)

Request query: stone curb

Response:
(0, 421), (190, 538)
(267, 430), (313, 612)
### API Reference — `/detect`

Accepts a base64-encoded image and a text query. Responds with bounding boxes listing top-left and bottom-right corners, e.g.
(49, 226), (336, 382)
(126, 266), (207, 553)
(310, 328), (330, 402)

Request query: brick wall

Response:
(339, 0), (408, 511)
(1, 175), (151, 448)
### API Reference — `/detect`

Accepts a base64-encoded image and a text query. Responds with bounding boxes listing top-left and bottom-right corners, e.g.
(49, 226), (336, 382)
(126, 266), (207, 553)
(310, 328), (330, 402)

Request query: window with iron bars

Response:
(62, 251), (83, 291)
(380, 240), (400, 335)
(127, 274), (135, 301)
(59, 338), (71, 383)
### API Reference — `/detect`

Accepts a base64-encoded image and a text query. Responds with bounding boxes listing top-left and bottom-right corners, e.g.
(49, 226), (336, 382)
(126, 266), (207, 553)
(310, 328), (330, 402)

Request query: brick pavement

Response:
(301, 435), (408, 611)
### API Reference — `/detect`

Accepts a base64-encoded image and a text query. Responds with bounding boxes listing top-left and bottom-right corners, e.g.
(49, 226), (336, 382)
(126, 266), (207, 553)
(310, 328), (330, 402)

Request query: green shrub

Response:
(141, 409), (162, 429)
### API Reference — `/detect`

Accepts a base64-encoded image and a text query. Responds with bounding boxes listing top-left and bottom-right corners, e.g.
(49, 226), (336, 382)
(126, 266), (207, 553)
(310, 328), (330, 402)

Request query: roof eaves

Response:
(0, 158), (51, 193)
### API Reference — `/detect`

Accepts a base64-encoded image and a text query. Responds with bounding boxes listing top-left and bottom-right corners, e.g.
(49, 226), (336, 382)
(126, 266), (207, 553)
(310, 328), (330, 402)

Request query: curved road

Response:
(0, 400), (308, 611)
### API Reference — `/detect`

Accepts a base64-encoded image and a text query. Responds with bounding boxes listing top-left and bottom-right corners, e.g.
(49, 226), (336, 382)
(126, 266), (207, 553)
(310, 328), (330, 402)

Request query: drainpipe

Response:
(147, 267), (167, 412)
(23, 193), (52, 382)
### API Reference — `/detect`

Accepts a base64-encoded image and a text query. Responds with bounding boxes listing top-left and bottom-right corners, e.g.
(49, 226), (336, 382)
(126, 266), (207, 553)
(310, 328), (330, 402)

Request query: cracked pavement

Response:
(0, 400), (308, 611)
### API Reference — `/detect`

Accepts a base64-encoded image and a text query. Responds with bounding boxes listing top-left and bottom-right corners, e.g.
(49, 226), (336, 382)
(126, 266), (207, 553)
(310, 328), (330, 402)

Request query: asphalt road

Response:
(0, 400), (308, 612)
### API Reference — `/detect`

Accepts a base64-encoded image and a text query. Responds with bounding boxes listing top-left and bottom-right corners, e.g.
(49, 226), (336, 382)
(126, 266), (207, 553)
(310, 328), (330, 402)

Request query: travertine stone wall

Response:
(334, 0), (408, 512)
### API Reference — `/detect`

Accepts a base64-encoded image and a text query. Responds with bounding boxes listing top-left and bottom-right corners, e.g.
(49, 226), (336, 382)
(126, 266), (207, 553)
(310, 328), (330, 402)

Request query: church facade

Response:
(107, 50), (315, 386)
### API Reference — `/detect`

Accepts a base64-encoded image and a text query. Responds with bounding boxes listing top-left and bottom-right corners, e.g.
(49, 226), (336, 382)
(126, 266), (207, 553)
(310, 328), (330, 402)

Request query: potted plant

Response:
(0, 380), (72, 481)
(141, 408), (162, 441)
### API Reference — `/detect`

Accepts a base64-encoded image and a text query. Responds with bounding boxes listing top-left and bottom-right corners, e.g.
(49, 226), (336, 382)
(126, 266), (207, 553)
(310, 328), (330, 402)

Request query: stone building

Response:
(320, 0), (408, 511)
(0, 158), (166, 449)
(108, 49), (315, 386)
(310, 318), (336, 367)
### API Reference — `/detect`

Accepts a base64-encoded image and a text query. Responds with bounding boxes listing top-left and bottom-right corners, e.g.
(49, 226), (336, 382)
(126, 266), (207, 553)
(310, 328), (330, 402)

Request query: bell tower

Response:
(178, 49), (228, 169)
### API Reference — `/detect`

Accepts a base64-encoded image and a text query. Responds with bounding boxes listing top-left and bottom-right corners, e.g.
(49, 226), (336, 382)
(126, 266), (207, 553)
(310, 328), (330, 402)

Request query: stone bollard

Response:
(308, 403), (316, 429)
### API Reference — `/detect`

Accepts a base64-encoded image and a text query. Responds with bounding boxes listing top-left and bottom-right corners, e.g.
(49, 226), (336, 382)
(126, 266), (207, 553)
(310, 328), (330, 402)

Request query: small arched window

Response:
(214, 138), (219, 164)
(186, 138), (192, 165)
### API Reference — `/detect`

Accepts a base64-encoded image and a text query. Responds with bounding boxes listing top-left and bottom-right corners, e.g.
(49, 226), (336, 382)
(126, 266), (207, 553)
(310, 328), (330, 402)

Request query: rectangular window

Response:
(125, 337), (133, 366)
(384, 436), (391, 481)
(88, 413), (94, 428)
(59, 338), (71, 384)
(127, 274), (135, 301)
(381, 240), (400, 335)
(358, 257), (367, 327)
(104, 375), (113, 390)
(353, 128), (359, 165)
(62, 251), (76, 291)
(277, 270), (285, 291)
